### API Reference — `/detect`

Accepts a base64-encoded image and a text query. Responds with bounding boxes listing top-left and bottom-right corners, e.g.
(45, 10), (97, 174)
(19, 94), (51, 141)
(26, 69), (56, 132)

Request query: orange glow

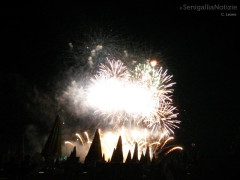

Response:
(75, 133), (84, 145)
(64, 141), (74, 146)
(150, 60), (158, 67)
(165, 146), (183, 155)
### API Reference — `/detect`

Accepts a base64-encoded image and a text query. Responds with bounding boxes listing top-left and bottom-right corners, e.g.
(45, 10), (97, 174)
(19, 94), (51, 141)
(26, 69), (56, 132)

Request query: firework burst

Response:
(98, 59), (130, 79)
(87, 59), (179, 135)
(87, 60), (158, 125)
(144, 102), (180, 135)
(62, 52), (182, 161)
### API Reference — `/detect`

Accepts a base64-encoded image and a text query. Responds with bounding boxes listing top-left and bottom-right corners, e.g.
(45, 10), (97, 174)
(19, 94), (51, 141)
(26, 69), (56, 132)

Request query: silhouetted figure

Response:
(69, 146), (77, 158)
(65, 146), (82, 178)
(125, 150), (132, 163)
(41, 115), (62, 165)
(84, 129), (103, 167)
(144, 146), (151, 166)
(139, 152), (144, 164)
(132, 142), (139, 163)
(111, 148), (116, 161)
(151, 154), (157, 166)
(102, 154), (105, 162)
(111, 136), (123, 163)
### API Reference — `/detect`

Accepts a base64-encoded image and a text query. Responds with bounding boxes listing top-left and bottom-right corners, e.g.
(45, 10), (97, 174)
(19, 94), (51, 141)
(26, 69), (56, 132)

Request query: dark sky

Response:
(0, 2), (239, 159)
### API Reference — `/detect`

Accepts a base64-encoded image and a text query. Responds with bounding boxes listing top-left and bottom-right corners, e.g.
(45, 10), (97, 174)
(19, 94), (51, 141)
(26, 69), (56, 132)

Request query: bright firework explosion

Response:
(87, 59), (157, 124)
(87, 59), (180, 133)
(83, 58), (181, 160)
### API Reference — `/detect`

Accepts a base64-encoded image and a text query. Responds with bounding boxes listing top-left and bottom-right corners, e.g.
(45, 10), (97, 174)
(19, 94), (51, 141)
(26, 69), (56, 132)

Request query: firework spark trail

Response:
(98, 59), (130, 79)
(160, 137), (174, 150)
(145, 102), (180, 135)
(84, 131), (91, 143)
(75, 133), (84, 145)
(65, 141), (74, 146)
(165, 146), (183, 155)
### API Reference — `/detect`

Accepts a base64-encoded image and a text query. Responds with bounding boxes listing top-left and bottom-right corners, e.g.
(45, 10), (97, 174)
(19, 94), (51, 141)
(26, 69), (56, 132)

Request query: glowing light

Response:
(145, 103), (180, 135)
(64, 57), (182, 161)
(87, 78), (157, 116)
(75, 133), (84, 145)
(150, 60), (158, 67)
(87, 59), (179, 134)
(84, 132), (91, 143)
(96, 45), (103, 51)
(64, 141), (74, 146)
(160, 137), (174, 150)
(100, 127), (151, 161)
(165, 146), (183, 155)
(72, 128), (181, 162)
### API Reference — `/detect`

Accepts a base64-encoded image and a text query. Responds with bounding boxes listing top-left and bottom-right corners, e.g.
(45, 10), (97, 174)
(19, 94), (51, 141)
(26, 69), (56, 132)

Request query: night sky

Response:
(1, 1), (239, 167)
